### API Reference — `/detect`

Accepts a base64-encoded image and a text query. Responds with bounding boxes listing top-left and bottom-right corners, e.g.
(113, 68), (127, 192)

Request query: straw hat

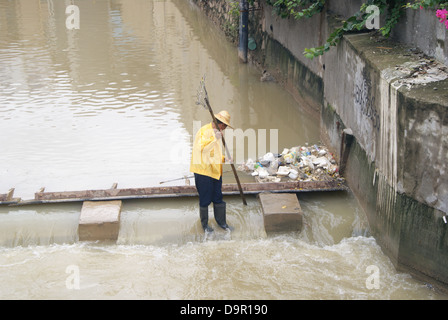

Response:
(214, 110), (233, 128)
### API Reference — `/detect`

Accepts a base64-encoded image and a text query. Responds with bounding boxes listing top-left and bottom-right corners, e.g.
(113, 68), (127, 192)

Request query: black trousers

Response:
(194, 173), (223, 207)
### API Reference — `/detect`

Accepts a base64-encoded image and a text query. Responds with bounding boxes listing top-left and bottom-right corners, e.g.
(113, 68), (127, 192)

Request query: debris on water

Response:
(238, 144), (344, 183)
(260, 70), (276, 82)
(424, 282), (435, 291)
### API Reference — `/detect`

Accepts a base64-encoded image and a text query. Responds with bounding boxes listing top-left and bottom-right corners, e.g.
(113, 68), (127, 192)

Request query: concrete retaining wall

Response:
(191, 0), (448, 291)
(323, 32), (448, 289)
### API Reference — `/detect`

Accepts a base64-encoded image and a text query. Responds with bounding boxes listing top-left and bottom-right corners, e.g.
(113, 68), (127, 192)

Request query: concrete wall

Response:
(392, 7), (448, 66)
(192, 0), (448, 291)
(323, 31), (448, 217)
(323, 32), (448, 289)
(326, 0), (448, 65)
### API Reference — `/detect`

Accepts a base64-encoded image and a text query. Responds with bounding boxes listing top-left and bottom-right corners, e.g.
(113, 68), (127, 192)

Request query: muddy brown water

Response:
(0, 0), (446, 299)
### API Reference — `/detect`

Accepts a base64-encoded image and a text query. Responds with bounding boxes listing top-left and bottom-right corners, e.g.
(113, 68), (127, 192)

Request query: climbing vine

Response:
(266, 0), (448, 59)
(266, 0), (325, 19)
(227, 0), (257, 41)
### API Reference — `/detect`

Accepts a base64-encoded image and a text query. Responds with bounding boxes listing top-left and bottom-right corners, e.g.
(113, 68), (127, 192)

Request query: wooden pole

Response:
(203, 90), (247, 206)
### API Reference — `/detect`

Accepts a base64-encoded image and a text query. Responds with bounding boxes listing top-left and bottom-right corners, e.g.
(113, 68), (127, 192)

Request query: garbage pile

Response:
(237, 144), (343, 183)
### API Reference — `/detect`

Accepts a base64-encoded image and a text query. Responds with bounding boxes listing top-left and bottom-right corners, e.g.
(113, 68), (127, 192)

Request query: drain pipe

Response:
(238, 0), (248, 63)
(339, 128), (354, 176)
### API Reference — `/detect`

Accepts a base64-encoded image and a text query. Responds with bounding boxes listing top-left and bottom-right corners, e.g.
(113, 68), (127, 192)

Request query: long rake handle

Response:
(204, 96), (247, 206)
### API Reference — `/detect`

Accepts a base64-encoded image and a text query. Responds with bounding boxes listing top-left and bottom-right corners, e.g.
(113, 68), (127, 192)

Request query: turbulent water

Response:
(0, 0), (446, 300)
(0, 194), (443, 300)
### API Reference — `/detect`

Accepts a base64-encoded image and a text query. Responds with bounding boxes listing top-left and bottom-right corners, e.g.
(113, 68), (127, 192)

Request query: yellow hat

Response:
(214, 110), (233, 128)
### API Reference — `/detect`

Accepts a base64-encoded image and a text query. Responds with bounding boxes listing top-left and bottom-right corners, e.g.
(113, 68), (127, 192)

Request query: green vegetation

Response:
(265, 0), (448, 59)
(224, 1), (240, 40)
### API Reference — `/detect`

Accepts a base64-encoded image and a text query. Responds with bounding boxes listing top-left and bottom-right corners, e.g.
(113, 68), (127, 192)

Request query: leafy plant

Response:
(266, 0), (326, 19)
(266, 0), (448, 59)
(405, 0), (447, 9)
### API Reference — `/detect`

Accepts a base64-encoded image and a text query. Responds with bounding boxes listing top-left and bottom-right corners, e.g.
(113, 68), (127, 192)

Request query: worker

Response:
(190, 110), (233, 233)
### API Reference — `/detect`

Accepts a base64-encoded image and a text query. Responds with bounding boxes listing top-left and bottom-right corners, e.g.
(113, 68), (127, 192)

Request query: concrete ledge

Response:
(78, 200), (122, 241)
(322, 31), (448, 292)
(258, 192), (303, 233)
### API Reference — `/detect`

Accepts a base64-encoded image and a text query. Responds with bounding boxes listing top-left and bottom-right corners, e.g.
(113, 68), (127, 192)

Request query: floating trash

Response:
(237, 143), (344, 183)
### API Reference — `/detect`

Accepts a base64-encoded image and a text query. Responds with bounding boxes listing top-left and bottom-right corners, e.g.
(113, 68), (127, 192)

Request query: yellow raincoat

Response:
(190, 122), (224, 180)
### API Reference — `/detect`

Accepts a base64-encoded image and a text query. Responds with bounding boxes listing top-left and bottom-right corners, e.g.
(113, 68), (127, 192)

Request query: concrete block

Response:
(79, 200), (122, 241)
(258, 193), (303, 233)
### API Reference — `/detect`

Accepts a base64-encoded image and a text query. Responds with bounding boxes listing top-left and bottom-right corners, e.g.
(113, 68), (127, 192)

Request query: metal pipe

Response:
(238, 0), (248, 63)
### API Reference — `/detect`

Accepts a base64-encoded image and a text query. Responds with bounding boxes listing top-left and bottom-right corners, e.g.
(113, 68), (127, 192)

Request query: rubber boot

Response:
(213, 202), (232, 230)
(200, 206), (213, 233)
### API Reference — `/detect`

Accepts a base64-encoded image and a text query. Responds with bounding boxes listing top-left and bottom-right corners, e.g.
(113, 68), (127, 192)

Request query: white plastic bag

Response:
(267, 159), (279, 175)
(245, 158), (255, 171)
(257, 167), (269, 178)
(262, 152), (275, 162)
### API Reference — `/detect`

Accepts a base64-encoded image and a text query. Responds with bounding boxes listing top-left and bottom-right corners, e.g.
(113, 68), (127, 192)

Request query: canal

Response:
(0, 0), (446, 299)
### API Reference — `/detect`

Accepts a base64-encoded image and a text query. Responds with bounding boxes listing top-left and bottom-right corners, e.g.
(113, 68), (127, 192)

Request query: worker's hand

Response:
(225, 156), (233, 164)
(214, 130), (222, 140)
